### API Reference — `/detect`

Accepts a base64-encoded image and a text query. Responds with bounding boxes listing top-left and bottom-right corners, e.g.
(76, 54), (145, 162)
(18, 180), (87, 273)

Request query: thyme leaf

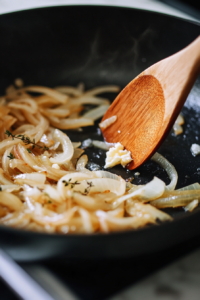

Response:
(7, 153), (15, 160)
(5, 130), (49, 151)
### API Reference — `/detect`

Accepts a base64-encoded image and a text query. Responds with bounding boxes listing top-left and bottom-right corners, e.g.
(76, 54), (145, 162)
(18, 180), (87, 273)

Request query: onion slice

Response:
(112, 177), (165, 208)
(14, 173), (46, 184)
(50, 129), (74, 165)
(57, 173), (93, 200)
(151, 152), (178, 191)
(0, 192), (22, 211)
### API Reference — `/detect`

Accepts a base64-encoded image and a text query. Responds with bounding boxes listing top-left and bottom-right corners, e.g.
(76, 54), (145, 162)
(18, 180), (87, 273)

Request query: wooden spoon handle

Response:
(143, 36), (200, 126)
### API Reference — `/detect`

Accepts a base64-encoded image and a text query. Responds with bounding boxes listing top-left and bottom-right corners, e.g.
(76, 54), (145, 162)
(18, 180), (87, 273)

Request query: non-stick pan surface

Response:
(0, 5), (200, 261)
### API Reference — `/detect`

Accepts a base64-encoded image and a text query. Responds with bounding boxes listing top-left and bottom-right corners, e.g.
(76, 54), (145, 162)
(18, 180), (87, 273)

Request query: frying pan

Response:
(0, 5), (200, 262)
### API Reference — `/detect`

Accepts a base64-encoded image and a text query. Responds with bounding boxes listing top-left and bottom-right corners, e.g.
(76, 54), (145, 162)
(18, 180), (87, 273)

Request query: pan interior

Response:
(0, 5), (200, 260)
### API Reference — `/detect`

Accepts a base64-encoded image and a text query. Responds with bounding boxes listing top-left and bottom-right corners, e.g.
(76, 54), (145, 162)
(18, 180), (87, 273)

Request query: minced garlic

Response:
(104, 142), (132, 168)
(99, 115), (117, 129)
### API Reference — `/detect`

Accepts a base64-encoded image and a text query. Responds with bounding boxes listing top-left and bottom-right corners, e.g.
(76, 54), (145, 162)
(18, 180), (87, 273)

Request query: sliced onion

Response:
(32, 207), (78, 226)
(48, 115), (94, 129)
(50, 129), (74, 165)
(55, 86), (83, 96)
(14, 173), (46, 184)
(23, 185), (42, 200)
(44, 185), (62, 203)
(151, 190), (200, 208)
(72, 192), (111, 211)
(73, 177), (126, 196)
(94, 170), (122, 181)
(0, 169), (13, 184)
(76, 155), (88, 171)
(184, 199), (198, 212)
(96, 210), (152, 231)
(0, 184), (20, 193)
(24, 86), (68, 104)
(125, 200), (172, 221)
(82, 105), (109, 121)
(72, 142), (81, 148)
(177, 183), (200, 191)
(151, 152), (178, 191)
(78, 207), (94, 233)
(112, 177), (165, 208)
(83, 85), (120, 96)
(14, 179), (46, 189)
(57, 173), (93, 200)
(92, 140), (109, 150)
(0, 192), (22, 211)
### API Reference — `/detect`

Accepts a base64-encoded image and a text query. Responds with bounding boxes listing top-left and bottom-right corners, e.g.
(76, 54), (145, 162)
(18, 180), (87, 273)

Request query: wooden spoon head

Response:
(101, 75), (165, 170)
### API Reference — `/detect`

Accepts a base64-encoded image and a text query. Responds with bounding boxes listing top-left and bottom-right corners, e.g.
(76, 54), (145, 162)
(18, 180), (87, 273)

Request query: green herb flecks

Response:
(62, 178), (81, 189)
(7, 153), (15, 160)
(83, 181), (94, 195)
(5, 130), (49, 151)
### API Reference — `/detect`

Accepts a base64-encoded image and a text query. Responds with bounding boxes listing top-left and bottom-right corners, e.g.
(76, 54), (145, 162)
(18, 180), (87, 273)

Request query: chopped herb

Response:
(26, 148), (32, 153)
(7, 153), (15, 160)
(62, 179), (80, 189)
(83, 181), (94, 195)
(48, 200), (52, 204)
(5, 130), (49, 151)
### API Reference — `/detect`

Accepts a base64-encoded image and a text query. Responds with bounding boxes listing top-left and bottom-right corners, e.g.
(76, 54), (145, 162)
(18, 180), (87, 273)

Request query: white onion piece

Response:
(72, 142), (81, 148)
(44, 185), (62, 203)
(57, 173), (92, 200)
(151, 152), (178, 191)
(50, 129), (74, 165)
(83, 85), (120, 96)
(23, 186), (42, 198)
(78, 208), (93, 233)
(92, 140), (109, 150)
(151, 193), (200, 208)
(0, 184), (20, 193)
(82, 105), (109, 121)
(177, 183), (200, 191)
(76, 155), (88, 171)
(14, 173), (46, 184)
(73, 178), (126, 196)
(112, 177), (165, 207)
(94, 170), (121, 181)
(0, 192), (22, 211)
(49, 141), (60, 151)
(24, 86), (68, 103)
(184, 199), (198, 212)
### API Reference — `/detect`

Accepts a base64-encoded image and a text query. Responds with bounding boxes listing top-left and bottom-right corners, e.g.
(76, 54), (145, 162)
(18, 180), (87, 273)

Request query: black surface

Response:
(0, 5), (200, 261)
(2, 235), (200, 300)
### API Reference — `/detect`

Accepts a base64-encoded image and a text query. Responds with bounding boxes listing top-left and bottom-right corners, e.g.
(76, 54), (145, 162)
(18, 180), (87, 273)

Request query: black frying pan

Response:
(0, 5), (200, 262)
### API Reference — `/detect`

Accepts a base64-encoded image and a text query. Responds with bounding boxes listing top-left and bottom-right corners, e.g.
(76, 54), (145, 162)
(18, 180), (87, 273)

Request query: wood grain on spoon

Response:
(101, 36), (200, 170)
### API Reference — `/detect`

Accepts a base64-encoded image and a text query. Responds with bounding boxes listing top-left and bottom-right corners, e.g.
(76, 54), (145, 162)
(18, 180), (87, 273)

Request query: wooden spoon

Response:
(101, 36), (200, 170)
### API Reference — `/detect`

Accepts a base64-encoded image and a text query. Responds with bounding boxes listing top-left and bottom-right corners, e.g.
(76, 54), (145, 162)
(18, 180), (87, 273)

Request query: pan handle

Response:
(0, 249), (55, 300)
